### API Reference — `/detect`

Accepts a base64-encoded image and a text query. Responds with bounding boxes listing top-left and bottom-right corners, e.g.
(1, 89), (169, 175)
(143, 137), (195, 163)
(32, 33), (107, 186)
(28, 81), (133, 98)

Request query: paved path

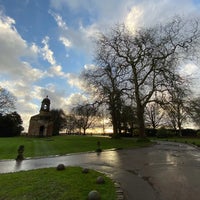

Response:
(0, 141), (200, 200)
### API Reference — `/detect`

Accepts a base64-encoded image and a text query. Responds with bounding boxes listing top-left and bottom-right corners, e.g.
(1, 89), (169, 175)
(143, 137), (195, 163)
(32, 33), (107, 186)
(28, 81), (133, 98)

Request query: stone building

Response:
(28, 96), (54, 136)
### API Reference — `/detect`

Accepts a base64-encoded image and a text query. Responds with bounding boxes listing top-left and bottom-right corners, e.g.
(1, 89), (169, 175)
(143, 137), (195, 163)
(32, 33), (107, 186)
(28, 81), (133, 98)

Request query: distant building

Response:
(28, 96), (54, 136)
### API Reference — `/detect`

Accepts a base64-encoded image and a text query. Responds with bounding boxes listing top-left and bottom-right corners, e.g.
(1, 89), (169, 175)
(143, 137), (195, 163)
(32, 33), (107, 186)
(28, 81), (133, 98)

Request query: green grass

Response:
(0, 135), (152, 160)
(0, 166), (116, 200)
(159, 137), (200, 147)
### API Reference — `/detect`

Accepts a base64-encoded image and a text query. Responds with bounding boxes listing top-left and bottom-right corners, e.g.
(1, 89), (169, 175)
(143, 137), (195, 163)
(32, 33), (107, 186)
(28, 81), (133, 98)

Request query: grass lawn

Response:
(0, 135), (152, 160)
(0, 166), (116, 200)
(159, 137), (200, 147)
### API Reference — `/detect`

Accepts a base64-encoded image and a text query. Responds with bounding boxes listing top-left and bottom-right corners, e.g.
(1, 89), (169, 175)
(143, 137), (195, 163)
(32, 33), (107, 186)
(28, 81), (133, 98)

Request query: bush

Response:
(197, 130), (200, 137)
(145, 128), (157, 137)
(156, 128), (175, 138)
(181, 129), (197, 137)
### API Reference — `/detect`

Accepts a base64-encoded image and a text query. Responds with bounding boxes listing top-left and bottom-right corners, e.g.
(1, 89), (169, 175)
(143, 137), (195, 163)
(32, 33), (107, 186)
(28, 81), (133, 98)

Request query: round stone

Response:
(82, 168), (89, 174)
(88, 190), (101, 200)
(56, 164), (65, 171)
(96, 176), (105, 184)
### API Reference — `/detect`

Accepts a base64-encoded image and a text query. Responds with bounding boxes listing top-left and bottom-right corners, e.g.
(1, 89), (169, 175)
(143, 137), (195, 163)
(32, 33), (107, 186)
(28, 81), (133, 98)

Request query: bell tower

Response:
(28, 96), (54, 137)
(40, 96), (50, 113)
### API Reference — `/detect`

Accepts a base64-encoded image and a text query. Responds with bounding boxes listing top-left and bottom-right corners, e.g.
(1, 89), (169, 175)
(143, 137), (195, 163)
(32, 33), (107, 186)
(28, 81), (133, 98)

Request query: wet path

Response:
(0, 141), (200, 200)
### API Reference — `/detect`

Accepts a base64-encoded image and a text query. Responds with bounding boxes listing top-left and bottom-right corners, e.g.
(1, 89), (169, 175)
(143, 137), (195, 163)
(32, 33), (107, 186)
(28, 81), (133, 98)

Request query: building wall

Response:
(28, 114), (54, 136)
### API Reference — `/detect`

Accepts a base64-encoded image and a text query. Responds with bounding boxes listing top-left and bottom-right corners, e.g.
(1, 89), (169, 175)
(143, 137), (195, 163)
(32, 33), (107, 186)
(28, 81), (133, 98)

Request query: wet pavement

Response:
(0, 141), (200, 200)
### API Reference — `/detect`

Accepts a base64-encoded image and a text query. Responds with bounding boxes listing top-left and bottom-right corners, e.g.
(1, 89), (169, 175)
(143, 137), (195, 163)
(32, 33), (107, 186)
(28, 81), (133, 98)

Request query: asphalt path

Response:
(0, 141), (200, 200)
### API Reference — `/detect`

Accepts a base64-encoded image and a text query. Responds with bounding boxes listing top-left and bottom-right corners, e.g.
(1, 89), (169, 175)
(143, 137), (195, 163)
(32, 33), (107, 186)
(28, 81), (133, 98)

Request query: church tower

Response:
(28, 96), (54, 137)
(40, 96), (50, 113)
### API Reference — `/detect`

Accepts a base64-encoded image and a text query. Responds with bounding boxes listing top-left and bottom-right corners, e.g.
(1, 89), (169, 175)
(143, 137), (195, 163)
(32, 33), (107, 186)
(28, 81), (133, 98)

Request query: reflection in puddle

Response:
(15, 160), (22, 170)
(99, 150), (121, 166)
(146, 152), (179, 166)
(91, 151), (121, 176)
(166, 152), (178, 166)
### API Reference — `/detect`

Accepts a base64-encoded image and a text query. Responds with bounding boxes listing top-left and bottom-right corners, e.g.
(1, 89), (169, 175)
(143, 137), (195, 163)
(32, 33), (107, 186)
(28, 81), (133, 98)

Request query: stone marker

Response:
(88, 190), (101, 200)
(82, 168), (89, 174)
(96, 176), (105, 184)
(56, 164), (65, 171)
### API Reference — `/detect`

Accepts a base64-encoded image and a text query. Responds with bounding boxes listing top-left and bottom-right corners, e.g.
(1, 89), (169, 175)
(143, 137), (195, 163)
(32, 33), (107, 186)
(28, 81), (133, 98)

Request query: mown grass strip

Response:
(0, 166), (116, 200)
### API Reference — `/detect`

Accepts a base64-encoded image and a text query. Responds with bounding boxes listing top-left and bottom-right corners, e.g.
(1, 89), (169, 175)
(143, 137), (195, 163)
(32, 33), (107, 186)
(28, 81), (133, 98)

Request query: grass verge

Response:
(159, 137), (200, 147)
(0, 135), (152, 160)
(0, 166), (116, 200)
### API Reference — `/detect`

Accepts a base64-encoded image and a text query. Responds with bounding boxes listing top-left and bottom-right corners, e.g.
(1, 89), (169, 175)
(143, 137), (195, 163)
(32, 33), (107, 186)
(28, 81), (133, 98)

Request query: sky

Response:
(0, 0), (200, 131)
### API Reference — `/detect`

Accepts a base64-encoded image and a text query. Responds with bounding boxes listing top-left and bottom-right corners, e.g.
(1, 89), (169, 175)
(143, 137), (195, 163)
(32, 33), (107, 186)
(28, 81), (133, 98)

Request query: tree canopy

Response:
(82, 17), (200, 137)
(50, 109), (67, 135)
(0, 112), (24, 137)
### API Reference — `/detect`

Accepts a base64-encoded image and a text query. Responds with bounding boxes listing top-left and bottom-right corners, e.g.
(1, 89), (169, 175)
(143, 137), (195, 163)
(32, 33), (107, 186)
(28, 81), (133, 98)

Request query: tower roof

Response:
(42, 96), (50, 104)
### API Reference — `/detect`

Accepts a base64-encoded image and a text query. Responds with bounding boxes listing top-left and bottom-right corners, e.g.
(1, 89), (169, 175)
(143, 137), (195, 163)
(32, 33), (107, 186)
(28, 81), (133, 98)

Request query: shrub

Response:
(196, 130), (200, 137)
(156, 127), (175, 138)
(145, 128), (157, 137)
(181, 129), (197, 137)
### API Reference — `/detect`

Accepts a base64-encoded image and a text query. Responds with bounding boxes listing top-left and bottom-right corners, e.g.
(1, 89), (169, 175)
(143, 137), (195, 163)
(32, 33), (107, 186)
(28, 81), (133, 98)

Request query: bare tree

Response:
(87, 17), (200, 138)
(161, 79), (191, 135)
(0, 87), (16, 114)
(65, 114), (77, 134)
(82, 62), (129, 135)
(71, 103), (98, 135)
(145, 102), (165, 129)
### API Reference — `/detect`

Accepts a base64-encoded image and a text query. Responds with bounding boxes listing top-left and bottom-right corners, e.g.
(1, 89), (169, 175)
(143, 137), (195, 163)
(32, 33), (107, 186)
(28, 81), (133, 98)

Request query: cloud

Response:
(30, 42), (40, 55)
(50, 0), (200, 30)
(84, 64), (97, 70)
(59, 36), (72, 47)
(125, 6), (143, 32)
(66, 73), (86, 91)
(0, 11), (59, 131)
(0, 11), (44, 81)
(48, 65), (67, 77)
(48, 10), (68, 30)
(49, 10), (99, 53)
(41, 36), (56, 65)
(180, 63), (199, 76)
(65, 93), (88, 111)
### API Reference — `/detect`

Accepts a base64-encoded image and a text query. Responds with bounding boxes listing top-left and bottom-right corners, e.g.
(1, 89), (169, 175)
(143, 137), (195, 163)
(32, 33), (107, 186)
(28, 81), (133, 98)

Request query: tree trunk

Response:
(137, 105), (146, 138)
(111, 108), (119, 136)
(112, 114), (118, 135)
(177, 105), (182, 137)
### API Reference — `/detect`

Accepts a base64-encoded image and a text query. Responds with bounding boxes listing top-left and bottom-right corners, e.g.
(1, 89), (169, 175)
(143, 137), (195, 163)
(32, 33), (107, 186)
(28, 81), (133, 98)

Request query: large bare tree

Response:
(84, 17), (200, 138)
